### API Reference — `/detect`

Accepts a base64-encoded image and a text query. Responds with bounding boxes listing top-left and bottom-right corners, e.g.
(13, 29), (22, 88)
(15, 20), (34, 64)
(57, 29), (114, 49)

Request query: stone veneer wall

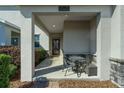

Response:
(110, 57), (124, 87)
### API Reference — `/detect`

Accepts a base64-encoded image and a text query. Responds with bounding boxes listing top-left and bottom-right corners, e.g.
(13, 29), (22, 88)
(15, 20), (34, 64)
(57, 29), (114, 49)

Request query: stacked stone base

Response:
(110, 57), (124, 87)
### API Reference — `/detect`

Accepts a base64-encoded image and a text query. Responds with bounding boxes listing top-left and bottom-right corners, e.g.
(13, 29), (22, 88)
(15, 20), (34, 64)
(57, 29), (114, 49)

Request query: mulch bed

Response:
(9, 71), (118, 88)
(58, 80), (118, 88)
(9, 71), (33, 88)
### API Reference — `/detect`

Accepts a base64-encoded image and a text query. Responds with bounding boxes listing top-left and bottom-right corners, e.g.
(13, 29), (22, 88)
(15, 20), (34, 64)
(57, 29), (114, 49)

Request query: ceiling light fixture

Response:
(52, 25), (56, 28)
(64, 14), (68, 17)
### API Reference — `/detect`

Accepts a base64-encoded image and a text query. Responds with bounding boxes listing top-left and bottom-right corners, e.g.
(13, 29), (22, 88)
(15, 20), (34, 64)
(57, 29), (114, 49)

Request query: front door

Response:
(52, 39), (60, 55)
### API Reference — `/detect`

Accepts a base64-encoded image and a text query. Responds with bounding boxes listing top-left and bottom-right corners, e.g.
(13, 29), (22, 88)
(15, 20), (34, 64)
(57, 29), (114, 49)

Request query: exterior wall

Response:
(34, 16), (49, 50)
(0, 22), (6, 45)
(5, 24), (20, 45)
(0, 6), (21, 46)
(96, 14), (111, 80)
(110, 59), (124, 87)
(0, 22), (20, 46)
(63, 21), (90, 54)
(110, 6), (122, 87)
(111, 6), (121, 58)
(0, 6), (21, 27)
(34, 24), (49, 50)
(90, 17), (96, 54)
(120, 6), (124, 59)
(4, 26), (11, 45)
(20, 5), (112, 17)
(110, 5), (124, 87)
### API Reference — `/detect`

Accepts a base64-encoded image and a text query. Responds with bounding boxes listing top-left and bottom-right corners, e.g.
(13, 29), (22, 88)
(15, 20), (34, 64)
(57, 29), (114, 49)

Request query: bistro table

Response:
(69, 56), (87, 77)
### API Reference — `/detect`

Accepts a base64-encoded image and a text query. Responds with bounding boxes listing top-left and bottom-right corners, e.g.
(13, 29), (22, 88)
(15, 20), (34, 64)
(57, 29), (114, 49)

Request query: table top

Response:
(69, 56), (86, 63)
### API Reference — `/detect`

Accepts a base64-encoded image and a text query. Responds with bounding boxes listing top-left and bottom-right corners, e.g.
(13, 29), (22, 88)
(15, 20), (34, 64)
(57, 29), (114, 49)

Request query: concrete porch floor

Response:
(33, 55), (98, 80)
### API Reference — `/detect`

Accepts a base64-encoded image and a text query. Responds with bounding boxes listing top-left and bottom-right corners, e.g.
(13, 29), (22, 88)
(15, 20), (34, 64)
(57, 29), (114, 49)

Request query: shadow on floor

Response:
(35, 58), (53, 69)
(34, 65), (63, 77)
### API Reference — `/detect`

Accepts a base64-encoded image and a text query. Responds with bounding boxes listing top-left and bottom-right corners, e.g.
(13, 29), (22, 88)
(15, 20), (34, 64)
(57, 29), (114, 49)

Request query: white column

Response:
(111, 6), (121, 59)
(21, 14), (35, 81)
(111, 5), (124, 59)
(97, 15), (111, 80)
(120, 6), (124, 59)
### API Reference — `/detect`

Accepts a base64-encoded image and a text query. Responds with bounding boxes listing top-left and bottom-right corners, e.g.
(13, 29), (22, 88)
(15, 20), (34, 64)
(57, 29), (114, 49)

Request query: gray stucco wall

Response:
(0, 22), (20, 46)
(5, 24), (20, 45)
(120, 6), (124, 59)
(0, 6), (21, 46)
(63, 20), (97, 55)
(34, 16), (49, 50)
(63, 21), (90, 54)
(111, 6), (121, 59)
(0, 23), (6, 45)
(0, 6), (21, 27)
(34, 24), (49, 50)
(110, 5), (124, 87)
(96, 13), (111, 80)
(90, 17), (96, 54)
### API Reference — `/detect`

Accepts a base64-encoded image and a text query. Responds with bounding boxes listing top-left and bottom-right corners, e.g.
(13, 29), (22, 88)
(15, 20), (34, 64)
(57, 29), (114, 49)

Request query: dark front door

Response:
(52, 39), (60, 55)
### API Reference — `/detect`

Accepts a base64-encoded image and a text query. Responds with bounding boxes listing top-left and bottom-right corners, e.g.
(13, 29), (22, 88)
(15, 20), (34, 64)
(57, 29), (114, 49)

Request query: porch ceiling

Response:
(36, 13), (97, 33)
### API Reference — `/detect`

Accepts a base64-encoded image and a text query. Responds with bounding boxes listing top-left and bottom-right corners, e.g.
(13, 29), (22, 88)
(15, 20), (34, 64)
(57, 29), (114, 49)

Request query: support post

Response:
(97, 15), (111, 80)
(21, 14), (35, 81)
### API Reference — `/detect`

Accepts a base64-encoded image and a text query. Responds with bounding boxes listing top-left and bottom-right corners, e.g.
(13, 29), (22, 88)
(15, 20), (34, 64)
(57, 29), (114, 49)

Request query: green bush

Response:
(0, 54), (12, 87)
(39, 48), (47, 61)
(9, 64), (17, 79)
(0, 46), (20, 67)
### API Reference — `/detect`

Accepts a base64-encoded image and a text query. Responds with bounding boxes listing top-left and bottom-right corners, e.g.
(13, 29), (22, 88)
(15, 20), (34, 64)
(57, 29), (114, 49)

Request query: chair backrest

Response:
(86, 54), (92, 64)
(64, 55), (76, 67)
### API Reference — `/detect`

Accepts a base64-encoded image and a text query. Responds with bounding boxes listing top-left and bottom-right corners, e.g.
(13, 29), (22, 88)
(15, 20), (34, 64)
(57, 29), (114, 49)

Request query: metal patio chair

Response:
(63, 55), (75, 76)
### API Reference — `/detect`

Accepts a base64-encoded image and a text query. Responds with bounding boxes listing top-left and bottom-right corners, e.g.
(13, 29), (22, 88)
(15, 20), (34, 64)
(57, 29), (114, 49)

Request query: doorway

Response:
(52, 39), (60, 55)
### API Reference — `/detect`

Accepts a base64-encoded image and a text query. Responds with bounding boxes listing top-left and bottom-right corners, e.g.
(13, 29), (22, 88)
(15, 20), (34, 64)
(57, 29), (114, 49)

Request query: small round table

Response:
(69, 56), (87, 77)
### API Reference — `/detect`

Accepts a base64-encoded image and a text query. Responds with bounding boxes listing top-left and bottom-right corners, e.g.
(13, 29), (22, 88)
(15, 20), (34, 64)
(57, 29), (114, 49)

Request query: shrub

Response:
(35, 48), (47, 66)
(40, 48), (47, 61)
(0, 54), (12, 88)
(0, 46), (20, 67)
(9, 64), (17, 79)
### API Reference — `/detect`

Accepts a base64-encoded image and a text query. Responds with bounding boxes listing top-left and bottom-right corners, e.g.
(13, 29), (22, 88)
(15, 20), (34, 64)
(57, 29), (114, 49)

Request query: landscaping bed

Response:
(10, 71), (33, 88)
(35, 48), (48, 66)
(0, 46), (47, 88)
(10, 78), (118, 88)
(58, 80), (118, 88)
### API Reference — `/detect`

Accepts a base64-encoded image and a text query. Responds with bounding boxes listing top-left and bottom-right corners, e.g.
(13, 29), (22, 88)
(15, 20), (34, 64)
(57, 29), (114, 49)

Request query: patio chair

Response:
(81, 54), (93, 75)
(63, 55), (75, 76)
(74, 58), (87, 77)
(85, 54), (92, 65)
(62, 49), (70, 71)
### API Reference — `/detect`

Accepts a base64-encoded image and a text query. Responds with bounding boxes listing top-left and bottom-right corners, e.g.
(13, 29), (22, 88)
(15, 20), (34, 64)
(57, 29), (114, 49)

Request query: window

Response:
(11, 37), (19, 46)
(35, 34), (40, 47)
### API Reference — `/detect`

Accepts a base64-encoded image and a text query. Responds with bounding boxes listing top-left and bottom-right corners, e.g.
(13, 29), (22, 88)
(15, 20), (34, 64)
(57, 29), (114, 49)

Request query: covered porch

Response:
(20, 6), (111, 81)
(33, 13), (98, 80)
